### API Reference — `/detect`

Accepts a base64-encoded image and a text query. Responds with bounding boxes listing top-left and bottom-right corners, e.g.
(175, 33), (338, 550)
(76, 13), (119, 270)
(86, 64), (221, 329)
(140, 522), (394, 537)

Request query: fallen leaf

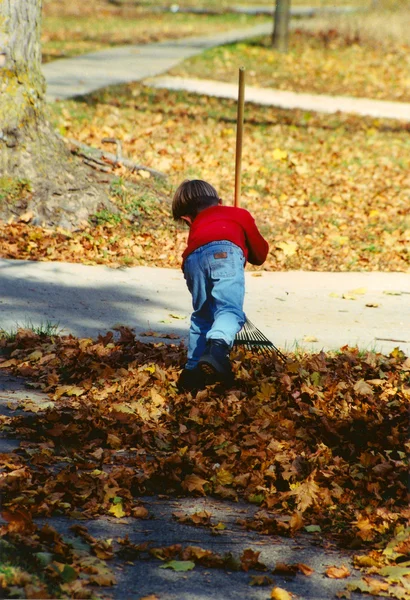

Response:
(109, 503), (126, 518)
(271, 586), (292, 600)
(250, 575), (274, 586)
(181, 474), (208, 494)
(354, 379), (374, 396)
(272, 148), (288, 160)
(160, 560), (195, 572)
(276, 241), (298, 256)
(325, 565), (351, 579)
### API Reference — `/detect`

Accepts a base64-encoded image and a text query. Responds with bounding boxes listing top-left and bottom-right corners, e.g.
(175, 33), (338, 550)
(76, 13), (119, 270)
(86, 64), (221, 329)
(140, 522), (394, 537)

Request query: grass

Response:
(167, 21), (410, 102)
(0, 320), (62, 342)
(0, 177), (32, 207)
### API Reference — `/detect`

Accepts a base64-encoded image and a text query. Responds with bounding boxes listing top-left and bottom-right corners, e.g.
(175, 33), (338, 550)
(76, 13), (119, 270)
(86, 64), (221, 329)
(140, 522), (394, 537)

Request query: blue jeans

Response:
(183, 241), (246, 369)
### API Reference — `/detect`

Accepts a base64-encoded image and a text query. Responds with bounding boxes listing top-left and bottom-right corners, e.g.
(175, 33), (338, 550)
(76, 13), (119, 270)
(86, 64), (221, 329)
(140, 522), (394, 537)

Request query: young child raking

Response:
(172, 178), (269, 392)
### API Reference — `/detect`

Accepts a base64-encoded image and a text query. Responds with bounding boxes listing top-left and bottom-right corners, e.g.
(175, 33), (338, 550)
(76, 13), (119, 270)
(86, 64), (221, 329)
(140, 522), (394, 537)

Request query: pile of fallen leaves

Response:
(0, 329), (408, 596)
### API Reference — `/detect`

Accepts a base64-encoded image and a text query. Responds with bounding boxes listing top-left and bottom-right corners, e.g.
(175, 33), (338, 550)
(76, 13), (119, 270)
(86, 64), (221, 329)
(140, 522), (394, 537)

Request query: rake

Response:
(233, 67), (286, 362)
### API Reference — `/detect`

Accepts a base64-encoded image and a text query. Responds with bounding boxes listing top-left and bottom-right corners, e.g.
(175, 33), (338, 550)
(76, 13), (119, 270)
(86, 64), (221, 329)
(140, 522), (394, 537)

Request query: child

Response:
(172, 179), (269, 392)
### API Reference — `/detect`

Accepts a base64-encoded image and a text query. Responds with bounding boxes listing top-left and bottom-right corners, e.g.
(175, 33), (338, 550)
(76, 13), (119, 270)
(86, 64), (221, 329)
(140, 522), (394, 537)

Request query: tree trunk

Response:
(272, 0), (291, 53)
(0, 0), (110, 229)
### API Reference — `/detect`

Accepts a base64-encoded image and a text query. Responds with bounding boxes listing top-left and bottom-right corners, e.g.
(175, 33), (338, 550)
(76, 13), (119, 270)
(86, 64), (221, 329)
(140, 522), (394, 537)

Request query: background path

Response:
(148, 75), (410, 121)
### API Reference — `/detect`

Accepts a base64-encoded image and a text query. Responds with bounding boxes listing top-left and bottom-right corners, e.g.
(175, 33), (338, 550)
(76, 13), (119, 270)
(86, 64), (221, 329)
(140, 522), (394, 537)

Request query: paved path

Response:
(43, 23), (272, 102)
(42, 23), (410, 121)
(1, 259), (409, 356)
(148, 75), (410, 121)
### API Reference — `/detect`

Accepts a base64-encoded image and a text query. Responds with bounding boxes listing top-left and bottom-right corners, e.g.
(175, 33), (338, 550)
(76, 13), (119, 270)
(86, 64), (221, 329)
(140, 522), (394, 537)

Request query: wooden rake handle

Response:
(234, 66), (245, 208)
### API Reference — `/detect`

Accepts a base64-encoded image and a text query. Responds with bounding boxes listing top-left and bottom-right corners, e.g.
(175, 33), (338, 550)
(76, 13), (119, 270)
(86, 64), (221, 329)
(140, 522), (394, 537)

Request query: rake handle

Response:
(234, 66), (245, 208)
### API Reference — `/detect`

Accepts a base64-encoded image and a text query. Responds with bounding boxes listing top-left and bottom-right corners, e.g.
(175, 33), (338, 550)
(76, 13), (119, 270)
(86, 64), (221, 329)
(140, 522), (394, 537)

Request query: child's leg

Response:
(198, 242), (246, 383)
(183, 249), (213, 370)
(207, 243), (246, 346)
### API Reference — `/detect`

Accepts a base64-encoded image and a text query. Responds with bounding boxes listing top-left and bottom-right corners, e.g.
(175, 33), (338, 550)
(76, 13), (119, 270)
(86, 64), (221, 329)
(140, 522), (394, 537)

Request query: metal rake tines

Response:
(234, 318), (287, 362)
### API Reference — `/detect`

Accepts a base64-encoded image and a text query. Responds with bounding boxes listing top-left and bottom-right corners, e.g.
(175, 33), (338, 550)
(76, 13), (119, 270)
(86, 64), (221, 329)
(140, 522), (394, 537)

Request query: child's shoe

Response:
(177, 366), (206, 393)
(198, 339), (234, 385)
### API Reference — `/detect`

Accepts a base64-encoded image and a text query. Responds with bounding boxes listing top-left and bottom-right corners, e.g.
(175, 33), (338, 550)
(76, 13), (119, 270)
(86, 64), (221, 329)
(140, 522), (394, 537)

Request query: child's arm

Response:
(241, 210), (269, 265)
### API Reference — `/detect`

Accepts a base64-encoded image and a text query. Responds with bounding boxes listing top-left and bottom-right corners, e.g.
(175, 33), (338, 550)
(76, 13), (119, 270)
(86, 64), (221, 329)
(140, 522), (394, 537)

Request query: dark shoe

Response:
(198, 339), (234, 385)
(177, 367), (206, 393)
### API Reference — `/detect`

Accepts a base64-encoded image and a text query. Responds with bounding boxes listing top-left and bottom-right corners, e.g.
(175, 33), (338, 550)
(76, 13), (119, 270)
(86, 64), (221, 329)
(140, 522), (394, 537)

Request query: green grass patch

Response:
(0, 320), (62, 343)
(0, 177), (32, 207)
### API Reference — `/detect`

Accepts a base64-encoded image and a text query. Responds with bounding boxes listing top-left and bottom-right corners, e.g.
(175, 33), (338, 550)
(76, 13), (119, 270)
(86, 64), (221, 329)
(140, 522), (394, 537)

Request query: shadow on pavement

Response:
(0, 259), (191, 342)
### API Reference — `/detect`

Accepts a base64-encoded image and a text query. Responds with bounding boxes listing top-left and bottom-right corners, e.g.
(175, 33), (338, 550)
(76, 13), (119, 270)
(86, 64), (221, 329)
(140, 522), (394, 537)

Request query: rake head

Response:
(234, 318), (287, 362)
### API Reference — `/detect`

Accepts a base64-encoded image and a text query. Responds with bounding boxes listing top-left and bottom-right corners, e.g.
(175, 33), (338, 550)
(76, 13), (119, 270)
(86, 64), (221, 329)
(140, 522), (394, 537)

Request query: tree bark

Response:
(0, 0), (110, 229)
(272, 0), (291, 53)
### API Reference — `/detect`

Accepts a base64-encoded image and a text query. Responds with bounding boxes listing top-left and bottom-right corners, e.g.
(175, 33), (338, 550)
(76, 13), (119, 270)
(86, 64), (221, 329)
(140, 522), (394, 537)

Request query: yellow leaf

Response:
(272, 148), (288, 160)
(349, 287), (367, 295)
(109, 503), (125, 518)
(28, 350), (43, 361)
(271, 587), (292, 600)
(216, 468), (234, 486)
(54, 385), (85, 399)
(276, 241), (298, 256)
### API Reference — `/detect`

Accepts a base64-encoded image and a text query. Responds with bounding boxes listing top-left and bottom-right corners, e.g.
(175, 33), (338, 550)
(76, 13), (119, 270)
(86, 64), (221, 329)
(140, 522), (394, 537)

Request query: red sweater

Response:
(182, 205), (269, 266)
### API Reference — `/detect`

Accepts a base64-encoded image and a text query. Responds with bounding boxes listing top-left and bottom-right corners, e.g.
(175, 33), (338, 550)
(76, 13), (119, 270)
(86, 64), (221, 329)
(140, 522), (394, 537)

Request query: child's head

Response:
(172, 179), (220, 221)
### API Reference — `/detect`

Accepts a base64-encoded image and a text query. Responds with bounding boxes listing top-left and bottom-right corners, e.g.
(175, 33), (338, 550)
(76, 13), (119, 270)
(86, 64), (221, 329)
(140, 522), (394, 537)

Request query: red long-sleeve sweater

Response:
(182, 205), (269, 266)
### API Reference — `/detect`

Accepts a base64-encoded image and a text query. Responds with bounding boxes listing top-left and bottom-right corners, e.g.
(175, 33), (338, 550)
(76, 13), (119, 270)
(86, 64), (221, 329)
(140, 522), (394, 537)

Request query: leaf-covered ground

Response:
(0, 329), (409, 598)
(1, 85), (409, 271)
(169, 28), (410, 103)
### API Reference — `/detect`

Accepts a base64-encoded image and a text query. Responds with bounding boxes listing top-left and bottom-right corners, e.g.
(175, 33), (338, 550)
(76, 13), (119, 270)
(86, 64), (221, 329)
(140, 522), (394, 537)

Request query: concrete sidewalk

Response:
(43, 23), (272, 102)
(148, 75), (410, 121)
(1, 259), (409, 356)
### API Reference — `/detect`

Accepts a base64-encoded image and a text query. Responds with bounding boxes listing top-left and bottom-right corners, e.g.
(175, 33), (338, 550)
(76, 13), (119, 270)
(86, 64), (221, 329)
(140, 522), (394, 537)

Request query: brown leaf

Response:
(240, 548), (266, 572)
(1, 508), (34, 533)
(325, 565), (351, 579)
(181, 474), (208, 495)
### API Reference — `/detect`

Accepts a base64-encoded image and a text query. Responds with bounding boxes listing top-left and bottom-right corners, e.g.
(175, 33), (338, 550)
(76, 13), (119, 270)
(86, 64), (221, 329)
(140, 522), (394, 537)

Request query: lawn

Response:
(1, 83), (408, 272)
(168, 29), (410, 102)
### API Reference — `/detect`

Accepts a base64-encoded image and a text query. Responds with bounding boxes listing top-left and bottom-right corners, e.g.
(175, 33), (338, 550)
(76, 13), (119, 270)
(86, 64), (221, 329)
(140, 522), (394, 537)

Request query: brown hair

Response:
(172, 179), (220, 221)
